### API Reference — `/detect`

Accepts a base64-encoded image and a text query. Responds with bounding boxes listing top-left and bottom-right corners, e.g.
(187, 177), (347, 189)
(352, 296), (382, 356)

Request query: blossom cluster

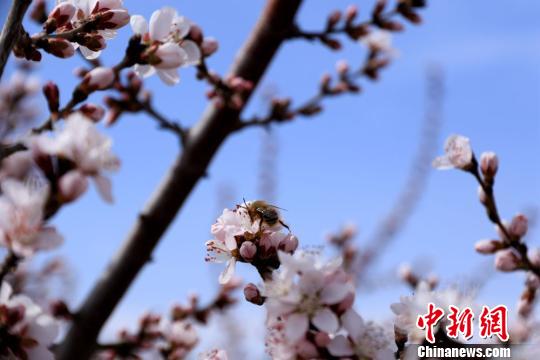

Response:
(0, 281), (59, 359)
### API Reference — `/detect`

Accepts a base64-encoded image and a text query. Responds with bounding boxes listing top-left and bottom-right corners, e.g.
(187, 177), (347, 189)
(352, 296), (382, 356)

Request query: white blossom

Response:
(29, 113), (120, 203)
(433, 134), (473, 170)
(263, 250), (354, 345)
(130, 7), (201, 85)
(391, 281), (476, 343)
(0, 282), (59, 359)
(199, 349), (228, 360)
(0, 180), (62, 256)
(361, 30), (396, 55)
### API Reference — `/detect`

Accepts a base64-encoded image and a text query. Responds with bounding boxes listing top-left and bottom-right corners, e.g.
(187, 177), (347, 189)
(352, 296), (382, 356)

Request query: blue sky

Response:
(1, 0), (540, 352)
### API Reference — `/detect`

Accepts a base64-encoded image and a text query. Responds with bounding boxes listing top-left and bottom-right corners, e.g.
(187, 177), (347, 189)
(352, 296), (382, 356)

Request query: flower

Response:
(263, 250), (354, 345)
(391, 281), (476, 343)
(0, 180), (63, 256)
(162, 320), (198, 358)
(58, 0), (130, 59)
(361, 30), (395, 55)
(433, 134), (473, 170)
(130, 7), (201, 85)
(0, 281), (59, 359)
(327, 309), (395, 359)
(29, 113), (120, 203)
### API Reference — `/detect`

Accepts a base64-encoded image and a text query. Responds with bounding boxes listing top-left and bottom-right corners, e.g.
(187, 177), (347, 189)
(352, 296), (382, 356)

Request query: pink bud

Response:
(477, 186), (487, 205)
(49, 2), (76, 27)
(509, 214), (528, 238)
(59, 170), (89, 203)
(152, 43), (185, 69)
(526, 273), (540, 289)
(528, 248), (540, 268)
(92, 0), (123, 12)
(244, 283), (264, 305)
(85, 67), (115, 90)
(474, 239), (503, 254)
(345, 5), (358, 22)
(79, 103), (105, 122)
(278, 234), (298, 253)
(480, 152), (498, 179)
(239, 241), (257, 262)
(494, 249), (521, 272)
(201, 37), (219, 57)
(327, 11), (342, 28)
(100, 9), (130, 30)
(336, 60), (349, 75)
(45, 38), (75, 58)
(43, 81), (60, 112)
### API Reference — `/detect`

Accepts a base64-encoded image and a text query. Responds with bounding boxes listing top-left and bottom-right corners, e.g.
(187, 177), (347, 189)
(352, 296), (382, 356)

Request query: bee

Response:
(241, 199), (290, 231)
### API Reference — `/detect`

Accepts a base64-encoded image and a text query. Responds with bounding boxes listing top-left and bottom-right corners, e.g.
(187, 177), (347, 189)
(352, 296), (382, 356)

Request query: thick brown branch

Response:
(55, 1), (304, 358)
(0, 0), (32, 80)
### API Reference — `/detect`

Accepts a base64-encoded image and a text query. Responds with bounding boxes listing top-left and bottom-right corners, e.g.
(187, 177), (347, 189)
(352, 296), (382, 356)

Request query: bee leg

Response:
(279, 220), (291, 232)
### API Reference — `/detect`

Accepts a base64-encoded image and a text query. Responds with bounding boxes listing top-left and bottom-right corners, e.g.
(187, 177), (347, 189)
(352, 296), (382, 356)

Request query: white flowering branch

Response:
(0, 0), (32, 79)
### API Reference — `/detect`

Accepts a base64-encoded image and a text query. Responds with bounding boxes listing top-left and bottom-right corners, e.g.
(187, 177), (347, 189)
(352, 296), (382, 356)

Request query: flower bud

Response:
(278, 234), (298, 253)
(189, 25), (204, 44)
(45, 38), (75, 58)
(43, 81), (60, 113)
(528, 248), (540, 268)
(244, 283), (264, 305)
(50, 300), (72, 319)
(345, 5), (358, 23)
(517, 298), (532, 318)
(92, 0), (123, 12)
(477, 186), (487, 205)
(239, 241), (257, 262)
(474, 239), (504, 254)
(48, 2), (76, 28)
(81, 34), (106, 52)
(509, 214), (528, 239)
(201, 37), (218, 57)
(336, 60), (349, 75)
(526, 273), (540, 289)
(99, 9), (130, 30)
(480, 151), (498, 179)
(494, 249), (521, 272)
(327, 11), (342, 29)
(59, 170), (89, 203)
(79, 103), (105, 122)
(84, 66), (115, 90)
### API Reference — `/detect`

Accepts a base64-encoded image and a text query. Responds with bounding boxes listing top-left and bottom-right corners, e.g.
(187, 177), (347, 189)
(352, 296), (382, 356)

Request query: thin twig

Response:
(0, 0), (32, 80)
(0, 251), (22, 284)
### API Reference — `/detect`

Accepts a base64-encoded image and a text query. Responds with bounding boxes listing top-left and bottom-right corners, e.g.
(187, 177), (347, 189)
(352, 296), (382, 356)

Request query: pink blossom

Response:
(474, 239), (503, 254)
(48, 2), (76, 28)
(58, 170), (89, 203)
(0, 180), (63, 256)
(433, 134), (473, 170)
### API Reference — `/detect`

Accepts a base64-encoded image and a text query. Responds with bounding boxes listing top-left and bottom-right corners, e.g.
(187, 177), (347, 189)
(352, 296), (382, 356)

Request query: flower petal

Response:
(181, 40), (201, 66)
(312, 308), (339, 334)
(327, 335), (354, 357)
(133, 64), (156, 78)
(130, 15), (148, 35)
(284, 313), (309, 343)
(218, 258), (236, 284)
(157, 68), (180, 85)
(149, 7), (176, 41)
(341, 309), (365, 341)
(80, 46), (101, 60)
(93, 175), (114, 203)
(320, 282), (350, 304)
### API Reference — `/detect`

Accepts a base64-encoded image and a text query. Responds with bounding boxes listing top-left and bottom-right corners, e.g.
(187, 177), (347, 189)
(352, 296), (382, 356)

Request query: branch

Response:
(0, 251), (22, 284)
(0, 0), (32, 80)
(55, 0), (304, 358)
